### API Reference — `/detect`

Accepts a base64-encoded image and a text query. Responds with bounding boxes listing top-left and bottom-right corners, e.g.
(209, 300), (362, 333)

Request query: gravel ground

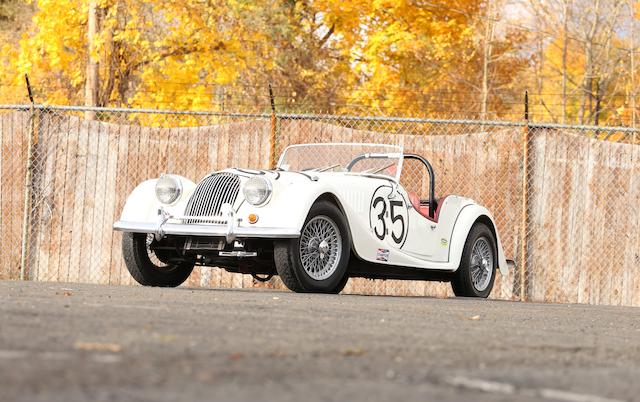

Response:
(1, 280), (639, 402)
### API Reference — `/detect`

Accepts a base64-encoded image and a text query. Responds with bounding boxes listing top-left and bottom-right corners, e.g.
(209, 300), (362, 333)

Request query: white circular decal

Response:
(369, 186), (409, 246)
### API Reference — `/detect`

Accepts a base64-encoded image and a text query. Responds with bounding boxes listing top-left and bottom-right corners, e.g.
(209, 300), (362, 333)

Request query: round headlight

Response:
(155, 174), (182, 205)
(242, 176), (272, 206)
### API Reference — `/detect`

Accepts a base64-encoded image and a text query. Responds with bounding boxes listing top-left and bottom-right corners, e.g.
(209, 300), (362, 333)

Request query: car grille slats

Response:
(213, 174), (231, 217)
(196, 174), (217, 217)
(184, 173), (240, 224)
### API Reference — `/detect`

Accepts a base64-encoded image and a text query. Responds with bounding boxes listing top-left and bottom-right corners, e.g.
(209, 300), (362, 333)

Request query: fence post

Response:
(268, 83), (278, 169)
(519, 91), (531, 301)
(19, 75), (36, 281)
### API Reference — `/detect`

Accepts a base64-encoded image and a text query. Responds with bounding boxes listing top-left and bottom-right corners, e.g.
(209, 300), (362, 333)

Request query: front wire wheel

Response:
(299, 216), (342, 281)
(145, 234), (173, 268)
(122, 232), (194, 287)
(275, 200), (350, 293)
(451, 223), (497, 298)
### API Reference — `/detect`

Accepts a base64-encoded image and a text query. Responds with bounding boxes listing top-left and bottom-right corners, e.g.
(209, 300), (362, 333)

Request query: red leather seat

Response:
(408, 192), (447, 223)
(408, 192), (431, 218)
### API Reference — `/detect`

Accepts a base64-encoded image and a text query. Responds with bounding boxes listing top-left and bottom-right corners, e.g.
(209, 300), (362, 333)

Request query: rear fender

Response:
(449, 205), (509, 275)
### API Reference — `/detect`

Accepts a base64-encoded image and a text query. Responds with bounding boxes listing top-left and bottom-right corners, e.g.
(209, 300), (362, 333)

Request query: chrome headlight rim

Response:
(242, 176), (273, 206)
(155, 174), (183, 205)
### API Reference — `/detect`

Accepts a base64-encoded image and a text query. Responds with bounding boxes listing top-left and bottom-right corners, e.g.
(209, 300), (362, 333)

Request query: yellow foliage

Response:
(1, 0), (264, 116)
(0, 0), (635, 127)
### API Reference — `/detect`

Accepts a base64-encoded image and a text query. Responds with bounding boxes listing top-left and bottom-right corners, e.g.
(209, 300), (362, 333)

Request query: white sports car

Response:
(114, 143), (511, 297)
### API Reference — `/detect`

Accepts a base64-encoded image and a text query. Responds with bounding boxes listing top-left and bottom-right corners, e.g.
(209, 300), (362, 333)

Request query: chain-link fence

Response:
(1, 105), (638, 306)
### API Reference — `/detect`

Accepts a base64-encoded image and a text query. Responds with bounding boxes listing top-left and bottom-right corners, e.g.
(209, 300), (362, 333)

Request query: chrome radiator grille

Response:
(184, 173), (240, 223)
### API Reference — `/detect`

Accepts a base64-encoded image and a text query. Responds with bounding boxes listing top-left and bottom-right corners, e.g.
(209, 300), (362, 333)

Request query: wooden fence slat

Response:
(33, 113), (56, 280)
(78, 119), (99, 282)
(604, 141), (631, 305)
(589, 141), (608, 304)
(562, 133), (586, 303)
(0, 112), (18, 279)
(218, 123), (230, 169)
(120, 123), (140, 285)
(56, 116), (80, 282)
(541, 131), (561, 302)
(630, 143), (640, 307)
(48, 115), (71, 281)
(9, 113), (27, 279)
(604, 143), (622, 305)
(0, 113), (4, 278)
(207, 125), (220, 173)
(1, 113), (10, 278)
(555, 131), (573, 302)
(87, 122), (109, 283)
(117, 125), (140, 284)
(194, 126), (208, 182)
(99, 123), (119, 284)
(109, 123), (128, 284)
(528, 130), (549, 301)
(8, 114), (21, 278)
(67, 118), (89, 283)
(577, 134), (595, 304)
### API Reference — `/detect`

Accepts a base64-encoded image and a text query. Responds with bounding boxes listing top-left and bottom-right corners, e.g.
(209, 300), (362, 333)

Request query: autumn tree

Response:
(527, 0), (634, 125)
(1, 0), (268, 110)
(0, 0), (637, 125)
(315, 0), (530, 118)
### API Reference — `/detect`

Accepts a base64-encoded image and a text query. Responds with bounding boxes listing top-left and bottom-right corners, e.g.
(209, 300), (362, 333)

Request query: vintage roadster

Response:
(114, 143), (511, 297)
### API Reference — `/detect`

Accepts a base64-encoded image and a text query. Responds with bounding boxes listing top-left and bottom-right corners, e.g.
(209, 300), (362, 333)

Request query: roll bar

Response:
(346, 152), (436, 218)
(403, 154), (436, 218)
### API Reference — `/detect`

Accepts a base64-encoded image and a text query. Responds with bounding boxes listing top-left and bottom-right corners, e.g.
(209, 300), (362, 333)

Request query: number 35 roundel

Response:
(369, 186), (409, 247)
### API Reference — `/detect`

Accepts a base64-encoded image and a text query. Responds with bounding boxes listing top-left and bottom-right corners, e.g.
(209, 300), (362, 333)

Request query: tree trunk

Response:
(630, 0), (637, 129)
(561, 0), (570, 124)
(85, 0), (99, 120)
(480, 0), (496, 120)
(594, 80), (601, 126)
(579, 0), (601, 125)
(632, 40), (637, 130)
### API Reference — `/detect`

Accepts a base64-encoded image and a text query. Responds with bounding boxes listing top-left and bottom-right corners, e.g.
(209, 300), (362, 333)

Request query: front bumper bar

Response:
(113, 206), (299, 243)
(113, 220), (300, 240)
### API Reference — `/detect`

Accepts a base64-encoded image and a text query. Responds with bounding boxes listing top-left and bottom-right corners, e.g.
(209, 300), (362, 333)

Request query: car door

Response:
(368, 184), (439, 261)
(394, 187), (441, 260)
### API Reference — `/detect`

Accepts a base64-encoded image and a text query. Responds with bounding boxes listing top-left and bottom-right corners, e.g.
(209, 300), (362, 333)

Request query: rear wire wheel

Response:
(451, 223), (497, 298)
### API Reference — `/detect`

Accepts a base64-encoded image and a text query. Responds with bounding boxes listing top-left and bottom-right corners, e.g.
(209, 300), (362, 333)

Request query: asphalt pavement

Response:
(1, 280), (639, 402)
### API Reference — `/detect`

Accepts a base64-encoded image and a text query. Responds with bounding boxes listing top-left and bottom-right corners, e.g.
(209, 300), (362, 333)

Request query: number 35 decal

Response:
(369, 186), (409, 246)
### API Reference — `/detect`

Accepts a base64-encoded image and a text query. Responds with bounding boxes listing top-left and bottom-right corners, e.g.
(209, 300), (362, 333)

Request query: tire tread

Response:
(274, 242), (306, 292)
(451, 223), (496, 298)
(122, 232), (194, 287)
(274, 200), (350, 293)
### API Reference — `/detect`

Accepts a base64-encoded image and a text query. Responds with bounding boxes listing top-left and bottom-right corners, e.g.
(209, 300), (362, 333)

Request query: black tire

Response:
(274, 200), (350, 293)
(330, 272), (350, 294)
(451, 223), (497, 298)
(273, 242), (306, 292)
(122, 232), (194, 287)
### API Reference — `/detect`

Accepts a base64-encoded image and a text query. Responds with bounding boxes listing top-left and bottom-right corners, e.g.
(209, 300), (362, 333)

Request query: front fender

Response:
(449, 205), (509, 276)
(236, 180), (333, 230)
(119, 175), (196, 223)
